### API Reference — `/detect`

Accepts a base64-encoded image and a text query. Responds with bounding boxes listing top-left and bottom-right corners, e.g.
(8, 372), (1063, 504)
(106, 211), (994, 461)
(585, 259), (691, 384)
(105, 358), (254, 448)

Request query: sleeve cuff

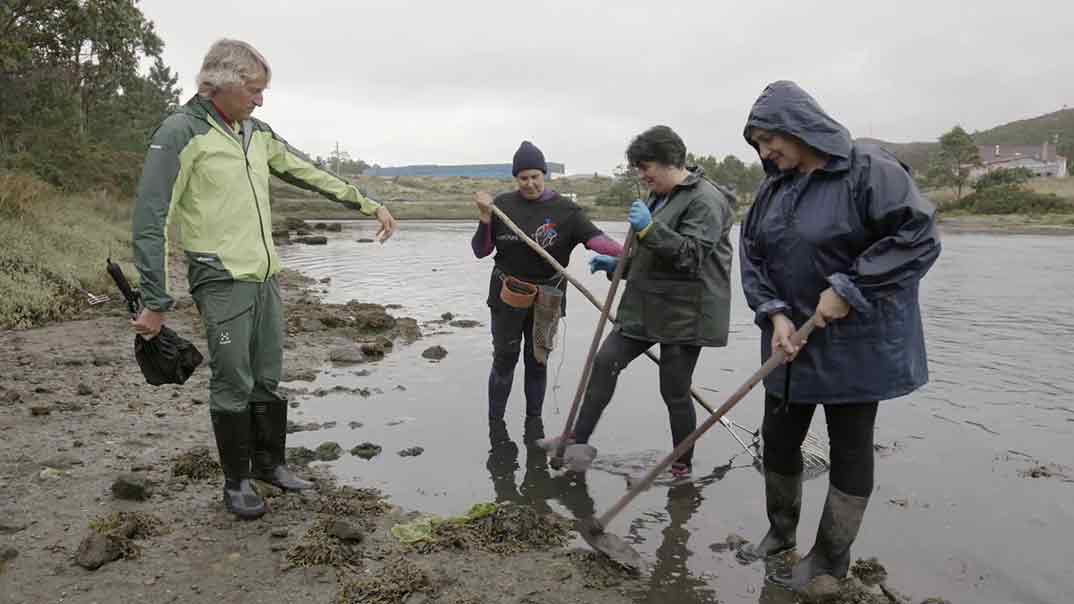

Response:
(636, 222), (654, 239)
(362, 199), (383, 216)
(755, 299), (790, 323)
(349, 186), (382, 215)
(142, 293), (174, 312)
(827, 273), (872, 313)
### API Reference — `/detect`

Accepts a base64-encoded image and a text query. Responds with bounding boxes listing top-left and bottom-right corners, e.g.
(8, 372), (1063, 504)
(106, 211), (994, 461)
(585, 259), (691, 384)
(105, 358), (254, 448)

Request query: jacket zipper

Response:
(243, 148), (272, 282)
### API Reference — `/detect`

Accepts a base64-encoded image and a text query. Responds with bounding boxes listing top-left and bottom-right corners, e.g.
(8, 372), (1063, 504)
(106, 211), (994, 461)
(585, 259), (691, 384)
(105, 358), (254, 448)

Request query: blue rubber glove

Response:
(589, 254), (618, 275)
(628, 199), (652, 232)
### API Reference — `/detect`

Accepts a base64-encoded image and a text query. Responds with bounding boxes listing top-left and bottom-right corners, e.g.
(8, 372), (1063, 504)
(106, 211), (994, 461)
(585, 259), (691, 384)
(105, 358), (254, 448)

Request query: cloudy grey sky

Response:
(142, 0), (1074, 175)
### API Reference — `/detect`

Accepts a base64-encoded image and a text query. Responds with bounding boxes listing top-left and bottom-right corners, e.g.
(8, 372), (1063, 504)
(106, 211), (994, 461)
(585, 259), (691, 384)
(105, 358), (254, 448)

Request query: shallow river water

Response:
(279, 220), (1074, 604)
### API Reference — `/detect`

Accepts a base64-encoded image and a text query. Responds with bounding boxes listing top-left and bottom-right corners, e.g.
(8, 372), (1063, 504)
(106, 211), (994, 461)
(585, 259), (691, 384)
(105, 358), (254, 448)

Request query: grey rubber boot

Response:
(250, 401), (313, 491)
(210, 410), (267, 520)
(768, 484), (869, 590)
(737, 470), (802, 563)
(536, 431), (575, 452)
(562, 443), (597, 473)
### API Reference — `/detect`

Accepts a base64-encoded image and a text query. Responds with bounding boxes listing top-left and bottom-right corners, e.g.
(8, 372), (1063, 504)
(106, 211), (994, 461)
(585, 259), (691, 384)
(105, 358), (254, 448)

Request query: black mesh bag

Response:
(134, 326), (204, 386)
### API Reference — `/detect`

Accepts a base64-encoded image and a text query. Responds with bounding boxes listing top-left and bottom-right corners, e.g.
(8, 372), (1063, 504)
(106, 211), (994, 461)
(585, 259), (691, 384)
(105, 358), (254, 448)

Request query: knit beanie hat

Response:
(512, 141), (547, 176)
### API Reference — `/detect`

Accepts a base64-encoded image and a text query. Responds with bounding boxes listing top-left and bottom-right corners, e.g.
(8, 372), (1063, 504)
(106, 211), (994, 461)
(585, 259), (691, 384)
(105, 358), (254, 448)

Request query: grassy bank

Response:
(927, 176), (1074, 233)
(936, 212), (1074, 233)
(271, 197), (630, 222)
(0, 173), (138, 329)
(927, 176), (1074, 206)
(269, 173), (630, 223)
(278, 174), (1074, 227)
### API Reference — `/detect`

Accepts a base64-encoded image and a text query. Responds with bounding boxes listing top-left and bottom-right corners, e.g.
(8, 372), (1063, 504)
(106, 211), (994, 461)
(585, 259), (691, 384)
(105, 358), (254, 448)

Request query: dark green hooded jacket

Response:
(616, 171), (735, 347)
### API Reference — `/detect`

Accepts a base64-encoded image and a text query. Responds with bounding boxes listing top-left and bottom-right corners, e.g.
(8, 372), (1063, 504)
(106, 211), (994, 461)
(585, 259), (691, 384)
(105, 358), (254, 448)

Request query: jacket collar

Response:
(182, 94), (248, 148)
(650, 168), (702, 201)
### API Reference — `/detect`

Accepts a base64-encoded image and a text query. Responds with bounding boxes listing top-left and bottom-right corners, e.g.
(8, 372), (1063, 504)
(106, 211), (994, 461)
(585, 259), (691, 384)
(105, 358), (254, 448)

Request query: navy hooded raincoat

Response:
(740, 81), (941, 404)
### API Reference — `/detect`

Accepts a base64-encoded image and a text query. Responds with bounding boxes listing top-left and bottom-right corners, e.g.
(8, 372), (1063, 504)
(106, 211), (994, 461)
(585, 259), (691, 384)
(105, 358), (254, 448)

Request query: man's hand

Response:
(474, 191), (493, 224)
(815, 287), (850, 328)
(375, 206), (397, 242)
(131, 308), (165, 340)
(771, 313), (802, 364)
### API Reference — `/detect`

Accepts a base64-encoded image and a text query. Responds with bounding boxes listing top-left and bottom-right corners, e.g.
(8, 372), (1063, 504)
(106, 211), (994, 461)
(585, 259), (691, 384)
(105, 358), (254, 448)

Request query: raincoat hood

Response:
(744, 81), (853, 174)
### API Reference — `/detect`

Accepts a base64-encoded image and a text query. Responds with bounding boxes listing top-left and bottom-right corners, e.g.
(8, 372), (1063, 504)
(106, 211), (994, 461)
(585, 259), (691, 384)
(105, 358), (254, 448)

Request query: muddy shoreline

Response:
(0, 262), (650, 604)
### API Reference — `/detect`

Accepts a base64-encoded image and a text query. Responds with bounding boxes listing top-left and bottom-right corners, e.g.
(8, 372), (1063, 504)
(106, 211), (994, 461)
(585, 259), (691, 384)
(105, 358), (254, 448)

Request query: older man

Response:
(131, 39), (397, 519)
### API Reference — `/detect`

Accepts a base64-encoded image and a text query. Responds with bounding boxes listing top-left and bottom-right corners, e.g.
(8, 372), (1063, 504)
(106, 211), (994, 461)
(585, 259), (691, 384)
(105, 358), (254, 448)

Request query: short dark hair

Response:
(626, 125), (686, 169)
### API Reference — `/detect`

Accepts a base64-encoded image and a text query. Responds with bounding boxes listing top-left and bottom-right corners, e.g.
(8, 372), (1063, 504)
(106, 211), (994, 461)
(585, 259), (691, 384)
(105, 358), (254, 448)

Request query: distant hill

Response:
(858, 107), (1074, 174)
(971, 108), (1074, 162)
(855, 138), (937, 173)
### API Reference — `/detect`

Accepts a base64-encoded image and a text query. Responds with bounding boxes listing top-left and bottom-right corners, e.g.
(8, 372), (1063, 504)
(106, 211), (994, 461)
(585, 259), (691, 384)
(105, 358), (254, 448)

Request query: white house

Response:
(969, 141), (1068, 179)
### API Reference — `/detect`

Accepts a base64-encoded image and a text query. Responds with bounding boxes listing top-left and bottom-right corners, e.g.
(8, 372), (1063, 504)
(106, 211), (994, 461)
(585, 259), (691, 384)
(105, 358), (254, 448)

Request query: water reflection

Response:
(636, 482), (719, 604)
(485, 417), (741, 603)
(485, 417), (596, 519)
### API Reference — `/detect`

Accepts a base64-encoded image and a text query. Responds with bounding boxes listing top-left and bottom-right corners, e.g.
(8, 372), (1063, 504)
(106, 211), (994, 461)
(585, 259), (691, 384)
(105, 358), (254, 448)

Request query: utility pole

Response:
(334, 141), (341, 175)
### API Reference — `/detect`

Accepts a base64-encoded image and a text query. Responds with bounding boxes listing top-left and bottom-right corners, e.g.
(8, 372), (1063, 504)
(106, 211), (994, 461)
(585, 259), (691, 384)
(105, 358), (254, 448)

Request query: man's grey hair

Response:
(196, 39), (271, 96)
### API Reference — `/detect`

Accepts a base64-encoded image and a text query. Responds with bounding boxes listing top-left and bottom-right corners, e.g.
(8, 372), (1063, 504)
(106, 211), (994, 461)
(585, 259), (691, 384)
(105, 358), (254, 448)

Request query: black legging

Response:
(488, 305), (546, 419)
(761, 393), (878, 497)
(573, 331), (701, 467)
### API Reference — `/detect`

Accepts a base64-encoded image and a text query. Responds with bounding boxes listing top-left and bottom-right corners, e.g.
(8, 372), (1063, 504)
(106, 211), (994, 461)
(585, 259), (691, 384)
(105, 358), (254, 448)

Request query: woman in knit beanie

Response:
(471, 141), (623, 436)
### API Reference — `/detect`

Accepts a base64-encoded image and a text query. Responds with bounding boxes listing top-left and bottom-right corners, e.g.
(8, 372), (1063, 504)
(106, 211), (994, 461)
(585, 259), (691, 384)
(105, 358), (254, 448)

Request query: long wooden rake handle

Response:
(596, 316), (818, 529)
(553, 230), (636, 461)
(487, 204), (757, 459)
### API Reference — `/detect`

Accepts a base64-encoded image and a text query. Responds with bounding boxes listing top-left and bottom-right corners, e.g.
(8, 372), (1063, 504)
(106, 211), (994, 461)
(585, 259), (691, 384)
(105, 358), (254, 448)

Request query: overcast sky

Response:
(141, 0), (1074, 175)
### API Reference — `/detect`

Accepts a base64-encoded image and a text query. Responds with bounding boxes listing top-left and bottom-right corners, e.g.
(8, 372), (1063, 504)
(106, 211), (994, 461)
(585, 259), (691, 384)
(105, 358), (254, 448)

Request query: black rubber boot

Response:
(210, 410), (267, 520)
(250, 401), (314, 491)
(522, 415), (545, 447)
(737, 470), (802, 563)
(768, 485), (869, 590)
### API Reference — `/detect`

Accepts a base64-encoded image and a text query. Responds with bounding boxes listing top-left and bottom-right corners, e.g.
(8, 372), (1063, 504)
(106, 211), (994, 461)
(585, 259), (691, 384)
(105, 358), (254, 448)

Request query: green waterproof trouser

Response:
(192, 276), (284, 413)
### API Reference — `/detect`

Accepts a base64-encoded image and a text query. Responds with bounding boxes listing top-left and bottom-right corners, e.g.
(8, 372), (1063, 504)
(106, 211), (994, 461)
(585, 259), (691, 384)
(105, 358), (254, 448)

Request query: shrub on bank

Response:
(2, 131), (142, 194)
(0, 172), (56, 218)
(947, 185), (1073, 215)
(0, 171), (136, 329)
(971, 167), (1034, 192)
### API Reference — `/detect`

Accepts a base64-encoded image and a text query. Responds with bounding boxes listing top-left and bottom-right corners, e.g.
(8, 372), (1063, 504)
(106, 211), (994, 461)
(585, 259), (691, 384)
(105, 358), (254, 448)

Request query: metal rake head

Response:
(739, 423), (830, 475)
(799, 434), (831, 477)
(85, 291), (110, 305)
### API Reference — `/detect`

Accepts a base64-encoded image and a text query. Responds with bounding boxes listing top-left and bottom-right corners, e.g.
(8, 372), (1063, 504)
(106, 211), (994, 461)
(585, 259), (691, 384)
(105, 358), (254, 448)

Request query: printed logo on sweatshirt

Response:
(533, 218), (558, 248)
(219, 330), (232, 345)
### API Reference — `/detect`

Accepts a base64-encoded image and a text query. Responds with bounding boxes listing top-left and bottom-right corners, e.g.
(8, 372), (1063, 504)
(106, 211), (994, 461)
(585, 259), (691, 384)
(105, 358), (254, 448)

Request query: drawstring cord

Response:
(776, 359), (793, 414)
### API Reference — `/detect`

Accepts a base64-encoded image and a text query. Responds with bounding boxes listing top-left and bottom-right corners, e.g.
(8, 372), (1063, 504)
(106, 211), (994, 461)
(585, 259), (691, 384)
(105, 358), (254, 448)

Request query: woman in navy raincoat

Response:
(735, 81), (941, 590)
